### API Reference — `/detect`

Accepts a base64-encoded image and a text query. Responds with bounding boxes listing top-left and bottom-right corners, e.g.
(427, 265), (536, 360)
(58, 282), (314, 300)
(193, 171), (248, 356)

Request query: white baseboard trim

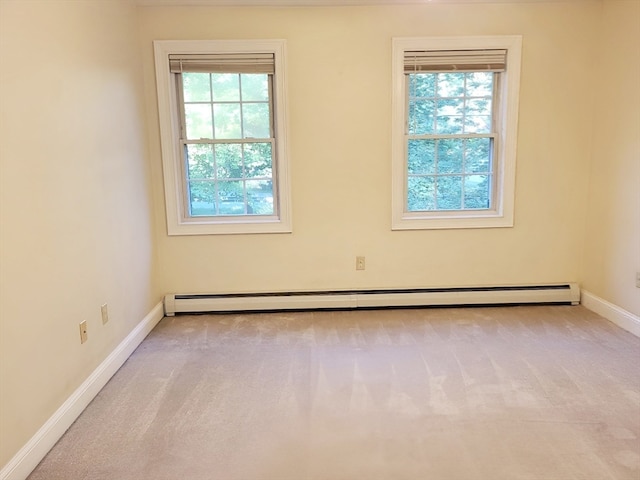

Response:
(0, 301), (164, 480)
(581, 290), (640, 337)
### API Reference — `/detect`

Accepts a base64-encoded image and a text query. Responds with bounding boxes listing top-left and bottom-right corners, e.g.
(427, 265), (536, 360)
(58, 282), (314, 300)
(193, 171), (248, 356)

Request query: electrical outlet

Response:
(79, 321), (88, 344)
(356, 256), (366, 271)
(101, 303), (109, 325)
(636, 272), (640, 289)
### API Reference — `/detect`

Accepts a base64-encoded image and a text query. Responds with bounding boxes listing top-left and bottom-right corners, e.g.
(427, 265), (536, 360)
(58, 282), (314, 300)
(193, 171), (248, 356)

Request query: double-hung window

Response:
(154, 40), (291, 235)
(392, 36), (522, 230)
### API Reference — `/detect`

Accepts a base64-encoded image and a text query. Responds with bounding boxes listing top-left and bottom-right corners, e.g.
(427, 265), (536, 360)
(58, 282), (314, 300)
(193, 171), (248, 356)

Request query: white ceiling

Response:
(136, 0), (594, 6)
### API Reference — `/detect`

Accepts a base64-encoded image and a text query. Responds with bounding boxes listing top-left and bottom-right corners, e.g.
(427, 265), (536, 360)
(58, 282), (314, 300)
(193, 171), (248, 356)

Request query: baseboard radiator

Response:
(163, 283), (580, 316)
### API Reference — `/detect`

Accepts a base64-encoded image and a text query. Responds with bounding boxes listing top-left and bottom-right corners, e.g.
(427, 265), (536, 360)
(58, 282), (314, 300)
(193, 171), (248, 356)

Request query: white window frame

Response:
(154, 39), (292, 235)
(391, 35), (522, 230)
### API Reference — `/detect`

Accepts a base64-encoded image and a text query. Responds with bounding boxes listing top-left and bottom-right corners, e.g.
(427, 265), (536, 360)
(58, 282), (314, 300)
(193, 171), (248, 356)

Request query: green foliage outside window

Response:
(407, 72), (494, 212)
(181, 73), (274, 217)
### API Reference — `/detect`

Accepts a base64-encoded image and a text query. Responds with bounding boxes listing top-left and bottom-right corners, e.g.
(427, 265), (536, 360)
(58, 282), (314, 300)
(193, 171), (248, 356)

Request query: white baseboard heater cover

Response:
(164, 283), (580, 316)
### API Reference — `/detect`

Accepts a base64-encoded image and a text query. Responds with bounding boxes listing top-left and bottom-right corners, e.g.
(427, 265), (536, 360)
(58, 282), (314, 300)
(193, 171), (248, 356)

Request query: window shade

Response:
(404, 49), (507, 73)
(169, 53), (275, 74)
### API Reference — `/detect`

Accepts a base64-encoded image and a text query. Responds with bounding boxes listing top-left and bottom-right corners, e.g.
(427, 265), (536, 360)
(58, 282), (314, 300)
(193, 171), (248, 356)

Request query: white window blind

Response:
(168, 53), (275, 74)
(404, 49), (507, 73)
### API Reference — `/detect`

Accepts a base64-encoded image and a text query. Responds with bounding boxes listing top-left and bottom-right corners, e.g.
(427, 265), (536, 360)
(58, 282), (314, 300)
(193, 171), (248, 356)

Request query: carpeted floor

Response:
(28, 305), (640, 479)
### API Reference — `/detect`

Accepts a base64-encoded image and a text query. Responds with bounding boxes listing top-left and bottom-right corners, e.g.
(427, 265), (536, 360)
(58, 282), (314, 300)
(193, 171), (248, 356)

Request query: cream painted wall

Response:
(583, 0), (640, 317)
(0, 0), (158, 468)
(140, 2), (598, 295)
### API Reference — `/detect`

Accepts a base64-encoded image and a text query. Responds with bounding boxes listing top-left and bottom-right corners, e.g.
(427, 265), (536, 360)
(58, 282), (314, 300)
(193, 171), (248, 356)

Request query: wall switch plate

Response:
(79, 321), (88, 344)
(356, 256), (366, 271)
(101, 303), (109, 325)
(636, 272), (640, 289)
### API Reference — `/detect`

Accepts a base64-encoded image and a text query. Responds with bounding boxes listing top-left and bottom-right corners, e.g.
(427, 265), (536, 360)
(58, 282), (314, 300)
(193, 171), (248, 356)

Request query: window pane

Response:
(408, 139), (435, 174)
(214, 143), (243, 179)
(244, 143), (272, 178)
(184, 104), (213, 139)
(211, 73), (240, 102)
(437, 97), (464, 116)
(183, 73), (210, 102)
(407, 176), (435, 211)
(464, 175), (491, 209)
(437, 139), (463, 174)
(464, 116), (492, 134)
(465, 138), (492, 173)
(437, 73), (465, 97)
(241, 74), (269, 101)
(242, 103), (270, 139)
(188, 181), (215, 216)
(404, 68), (497, 213)
(435, 115), (464, 135)
(466, 72), (493, 97)
(466, 98), (492, 116)
(436, 98), (464, 135)
(409, 74), (436, 98)
(408, 99), (435, 134)
(217, 180), (245, 215)
(246, 180), (274, 215)
(213, 103), (241, 139)
(436, 176), (462, 210)
(186, 144), (214, 179)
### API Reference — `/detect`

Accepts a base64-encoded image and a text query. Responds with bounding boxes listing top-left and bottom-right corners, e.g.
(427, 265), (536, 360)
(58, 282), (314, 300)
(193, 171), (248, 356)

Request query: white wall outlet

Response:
(101, 303), (109, 324)
(356, 256), (366, 271)
(79, 321), (88, 344)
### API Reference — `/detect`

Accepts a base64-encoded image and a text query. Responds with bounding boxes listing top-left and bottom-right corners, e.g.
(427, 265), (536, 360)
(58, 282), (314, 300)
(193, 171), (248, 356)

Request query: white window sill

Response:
(392, 210), (514, 230)
(167, 217), (292, 236)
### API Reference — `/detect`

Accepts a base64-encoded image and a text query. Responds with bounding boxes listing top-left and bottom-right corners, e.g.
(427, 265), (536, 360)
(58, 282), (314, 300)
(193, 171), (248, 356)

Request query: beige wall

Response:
(0, 0), (158, 467)
(583, 0), (640, 317)
(140, 2), (598, 295)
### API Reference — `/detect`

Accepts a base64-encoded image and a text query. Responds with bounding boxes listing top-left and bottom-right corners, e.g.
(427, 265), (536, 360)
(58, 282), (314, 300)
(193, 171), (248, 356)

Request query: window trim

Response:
(154, 39), (292, 235)
(391, 35), (522, 230)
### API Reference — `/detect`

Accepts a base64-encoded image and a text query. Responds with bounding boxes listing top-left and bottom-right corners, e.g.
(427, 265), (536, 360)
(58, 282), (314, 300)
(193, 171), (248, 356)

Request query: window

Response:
(392, 36), (522, 230)
(154, 40), (291, 235)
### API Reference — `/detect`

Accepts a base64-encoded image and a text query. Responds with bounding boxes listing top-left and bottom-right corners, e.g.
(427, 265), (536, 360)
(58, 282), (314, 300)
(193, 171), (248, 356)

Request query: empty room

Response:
(0, 0), (638, 479)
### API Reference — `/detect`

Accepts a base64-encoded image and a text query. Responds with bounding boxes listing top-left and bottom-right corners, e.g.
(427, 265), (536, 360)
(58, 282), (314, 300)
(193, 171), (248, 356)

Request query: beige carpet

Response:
(28, 305), (640, 479)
